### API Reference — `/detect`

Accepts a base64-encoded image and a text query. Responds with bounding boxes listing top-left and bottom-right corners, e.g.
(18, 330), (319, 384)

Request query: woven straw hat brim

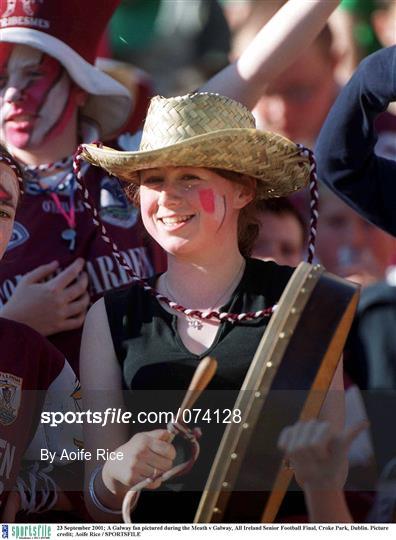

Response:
(82, 128), (310, 199)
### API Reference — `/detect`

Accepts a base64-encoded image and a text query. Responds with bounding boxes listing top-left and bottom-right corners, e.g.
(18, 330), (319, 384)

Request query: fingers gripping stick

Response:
(122, 357), (217, 522)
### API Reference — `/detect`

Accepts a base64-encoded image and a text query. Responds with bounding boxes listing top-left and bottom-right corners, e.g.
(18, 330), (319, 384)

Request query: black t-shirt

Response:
(104, 258), (293, 522)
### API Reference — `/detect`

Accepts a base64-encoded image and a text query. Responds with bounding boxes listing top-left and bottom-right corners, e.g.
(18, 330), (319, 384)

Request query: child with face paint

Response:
(0, 145), (82, 521)
(0, 1), (159, 375)
(77, 91), (352, 523)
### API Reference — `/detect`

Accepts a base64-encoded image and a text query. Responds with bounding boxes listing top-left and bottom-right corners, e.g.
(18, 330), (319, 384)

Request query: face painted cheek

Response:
(27, 55), (62, 110)
(0, 189), (11, 202)
(0, 220), (14, 259)
(36, 82), (77, 146)
(198, 189), (215, 214)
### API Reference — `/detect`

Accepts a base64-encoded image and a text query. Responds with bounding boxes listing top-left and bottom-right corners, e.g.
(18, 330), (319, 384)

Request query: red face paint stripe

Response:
(0, 187), (12, 202)
(42, 82), (76, 142)
(199, 188), (215, 213)
(34, 55), (64, 114)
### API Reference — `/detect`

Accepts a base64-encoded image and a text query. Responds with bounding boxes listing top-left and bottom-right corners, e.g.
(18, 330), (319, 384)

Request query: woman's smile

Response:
(157, 213), (195, 230)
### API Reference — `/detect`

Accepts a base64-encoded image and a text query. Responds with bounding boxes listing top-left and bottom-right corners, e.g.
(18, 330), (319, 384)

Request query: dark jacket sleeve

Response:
(315, 45), (396, 235)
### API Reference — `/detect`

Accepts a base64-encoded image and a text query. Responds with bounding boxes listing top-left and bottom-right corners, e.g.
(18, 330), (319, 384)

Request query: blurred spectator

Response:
(329, 0), (382, 83)
(251, 198), (306, 267)
(225, 0), (287, 61)
(96, 58), (153, 135)
(228, 1), (338, 148)
(108, 0), (231, 95)
(316, 185), (396, 288)
(371, 0), (396, 47)
(252, 26), (339, 148)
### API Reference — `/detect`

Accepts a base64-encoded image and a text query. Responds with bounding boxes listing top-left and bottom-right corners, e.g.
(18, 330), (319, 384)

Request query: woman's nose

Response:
(3, 85), (24, 103)
(157, 185), (182, 207)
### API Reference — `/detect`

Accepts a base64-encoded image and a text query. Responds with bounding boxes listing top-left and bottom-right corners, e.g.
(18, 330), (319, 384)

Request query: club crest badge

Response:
(0, 371), (22, 425)
(6, 221), (29, 252)
(100, 176), (139, 229)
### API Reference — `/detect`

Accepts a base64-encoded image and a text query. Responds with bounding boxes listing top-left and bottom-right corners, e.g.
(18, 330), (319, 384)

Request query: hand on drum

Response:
(278, 419), (368, 490)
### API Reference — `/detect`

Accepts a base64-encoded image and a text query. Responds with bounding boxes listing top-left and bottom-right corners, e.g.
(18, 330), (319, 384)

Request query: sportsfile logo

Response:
(2, 525), (8, 539)
(10, 525), (51, 539)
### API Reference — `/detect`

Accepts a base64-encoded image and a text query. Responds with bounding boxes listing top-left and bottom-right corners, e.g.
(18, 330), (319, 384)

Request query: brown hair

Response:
(0, 144), (23, 198)
(125, 168), (260, 257)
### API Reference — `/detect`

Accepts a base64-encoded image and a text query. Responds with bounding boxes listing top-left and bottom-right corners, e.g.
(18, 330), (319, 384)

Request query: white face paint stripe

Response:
(30, 69), (70, 145)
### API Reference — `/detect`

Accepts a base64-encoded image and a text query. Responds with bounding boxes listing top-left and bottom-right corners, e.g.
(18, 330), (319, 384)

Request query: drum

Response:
(195, 262), (360, 523)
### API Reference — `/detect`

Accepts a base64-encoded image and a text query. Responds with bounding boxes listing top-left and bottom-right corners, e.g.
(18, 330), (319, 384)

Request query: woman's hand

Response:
(278, 419), (368, 490)
(101, 429), (176, 497)
(1, 258), (90, 335)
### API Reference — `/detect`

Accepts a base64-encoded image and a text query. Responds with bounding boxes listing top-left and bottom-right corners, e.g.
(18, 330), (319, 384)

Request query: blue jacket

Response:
(315, 46), (396, 236)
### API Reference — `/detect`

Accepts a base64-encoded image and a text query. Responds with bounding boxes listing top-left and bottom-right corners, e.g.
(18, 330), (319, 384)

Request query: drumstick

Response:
(122, 356), (217, 522)
(159, 356), (217, 443)
(178, 355), (218, 421)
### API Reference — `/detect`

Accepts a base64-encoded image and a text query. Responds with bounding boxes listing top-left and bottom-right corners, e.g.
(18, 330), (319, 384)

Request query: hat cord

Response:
(297, 144), (319, 266)
(73, 143), (318, 324)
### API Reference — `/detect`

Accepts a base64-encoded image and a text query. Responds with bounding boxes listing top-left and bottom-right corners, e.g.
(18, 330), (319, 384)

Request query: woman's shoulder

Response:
(103, 279), (153, 315)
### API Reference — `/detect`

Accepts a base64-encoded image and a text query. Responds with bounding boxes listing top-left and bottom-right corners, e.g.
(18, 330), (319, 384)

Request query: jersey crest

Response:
(6, 221), (29, 252)
(99, 176), (139, 229)
(0, 372), (22, 426)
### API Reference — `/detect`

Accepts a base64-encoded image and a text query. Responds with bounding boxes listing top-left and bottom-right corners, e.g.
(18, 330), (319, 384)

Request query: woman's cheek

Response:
(0, 221), (13, 259)
(139, 191), (156, 232)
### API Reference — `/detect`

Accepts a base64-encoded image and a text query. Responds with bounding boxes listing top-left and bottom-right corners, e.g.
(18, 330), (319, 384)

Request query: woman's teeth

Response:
(160, 215), (193, 225)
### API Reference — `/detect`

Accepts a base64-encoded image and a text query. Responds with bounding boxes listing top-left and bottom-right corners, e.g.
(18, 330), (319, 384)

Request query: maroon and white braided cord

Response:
(297, 144), (319, 265)
(0, 153), (25, 195)
(73, 142), (318, 323)
(23, 156), (72, 174)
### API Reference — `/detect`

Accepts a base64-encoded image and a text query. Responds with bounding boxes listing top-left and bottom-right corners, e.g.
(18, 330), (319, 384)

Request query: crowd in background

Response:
(1, 0), (396, 525)
(100, 0), (396, 521)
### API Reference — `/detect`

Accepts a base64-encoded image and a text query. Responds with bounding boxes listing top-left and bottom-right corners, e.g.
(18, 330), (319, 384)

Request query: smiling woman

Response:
(78, 92), (349, 524)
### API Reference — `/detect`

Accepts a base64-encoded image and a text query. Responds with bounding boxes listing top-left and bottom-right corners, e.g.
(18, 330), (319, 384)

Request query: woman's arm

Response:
(201, 0), (340, 109)
(315, 46), (396, 236)
(80, 298), (130, 521)
(80, 298), (175, 522)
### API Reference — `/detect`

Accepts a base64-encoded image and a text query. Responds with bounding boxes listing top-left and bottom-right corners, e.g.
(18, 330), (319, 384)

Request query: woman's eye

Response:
(181, 176), (200, 188)
(27, 70), (43, 78)
(0, 209), (11, 219)
(141, 177), (162, 186)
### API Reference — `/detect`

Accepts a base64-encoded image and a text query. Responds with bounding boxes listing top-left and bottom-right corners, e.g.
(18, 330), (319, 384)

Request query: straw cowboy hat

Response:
(0, 0), (131, 139)
(81, 93), (311, 198)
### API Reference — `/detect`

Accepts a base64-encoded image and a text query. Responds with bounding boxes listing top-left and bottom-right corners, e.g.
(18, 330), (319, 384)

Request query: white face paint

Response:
(0, 44), (76, 150)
